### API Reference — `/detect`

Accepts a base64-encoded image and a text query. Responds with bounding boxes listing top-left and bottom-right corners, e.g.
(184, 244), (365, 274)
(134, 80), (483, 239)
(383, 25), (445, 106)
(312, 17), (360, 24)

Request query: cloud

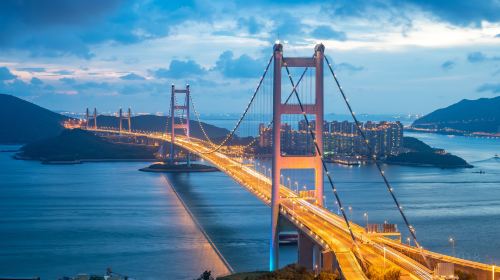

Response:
(213, 51), (265, 78)
(30, 77), (44, 85)
(237, 17), (263, 34)
(402, 0), (500, 27)
(153, 59), (206, 79)
(120, 73), (146, 80)
(272, 13), (305, 40)
(0, 1), (209, 59)
(0, 68), (50, 97)
(326, 0), (500, 27)
(333, 62), (364, 73)
(441, 60), (456, 70)
(476, 83), (500, 94)
(54, 70), (74, 75)
(0, 67), (17, 80)
(467, 51), (500, 63)
(495, 34), (500, 38)
(310, 26), (347, 41)
(17, 67), (46, 72)
(59, 77), (76, 85)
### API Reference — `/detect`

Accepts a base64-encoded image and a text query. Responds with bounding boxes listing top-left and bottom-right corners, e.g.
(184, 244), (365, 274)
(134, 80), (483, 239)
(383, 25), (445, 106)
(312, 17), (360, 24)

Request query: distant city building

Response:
(257, 120), (404, 158)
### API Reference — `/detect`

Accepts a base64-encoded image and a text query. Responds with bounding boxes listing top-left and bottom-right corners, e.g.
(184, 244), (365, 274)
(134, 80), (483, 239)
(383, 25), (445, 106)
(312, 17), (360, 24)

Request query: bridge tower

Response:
(170, 84), (190, 166)
(119, 108), (123, 133)
(127, 108), (132, 133)
(93, 108), (97, 129)
(85, 108), (90, 129)
(270, 43), (325, 271)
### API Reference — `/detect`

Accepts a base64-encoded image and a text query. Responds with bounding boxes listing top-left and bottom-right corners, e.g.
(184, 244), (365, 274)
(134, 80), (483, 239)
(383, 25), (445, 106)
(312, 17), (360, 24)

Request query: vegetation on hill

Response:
(386, 136), (472, 168)
(412, 96), (500, 134)
(400, 136), (435, 153)
(0, 94), (69, 144)
(18, 129), (156, 162)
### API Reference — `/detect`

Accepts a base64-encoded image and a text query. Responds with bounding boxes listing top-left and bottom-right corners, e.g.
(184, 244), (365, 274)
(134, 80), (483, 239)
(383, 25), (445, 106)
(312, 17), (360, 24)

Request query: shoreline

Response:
(405, 128), (500, 139)
(13, 154), (157, 164)
(383, 161), (473, 169)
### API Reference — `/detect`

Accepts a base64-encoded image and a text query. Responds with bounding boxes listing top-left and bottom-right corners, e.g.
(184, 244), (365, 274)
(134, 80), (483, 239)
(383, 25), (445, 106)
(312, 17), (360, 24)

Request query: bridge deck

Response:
(89, 129), (496, 280)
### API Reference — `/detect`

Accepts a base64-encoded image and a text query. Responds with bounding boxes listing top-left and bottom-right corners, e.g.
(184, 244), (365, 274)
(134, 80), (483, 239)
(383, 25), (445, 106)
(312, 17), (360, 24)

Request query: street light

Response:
(287, 177), (291, 189)
(348, 206), (353, 221)
(449, 237), (455, 257)
(363, 212), (369, 230)
(294, 181), (299, 194)
(407, 237), (411, 246)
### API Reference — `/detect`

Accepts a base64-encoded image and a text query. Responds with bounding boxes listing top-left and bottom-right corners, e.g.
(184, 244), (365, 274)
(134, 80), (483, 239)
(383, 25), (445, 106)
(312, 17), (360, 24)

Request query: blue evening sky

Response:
(0, 0), (499, 115)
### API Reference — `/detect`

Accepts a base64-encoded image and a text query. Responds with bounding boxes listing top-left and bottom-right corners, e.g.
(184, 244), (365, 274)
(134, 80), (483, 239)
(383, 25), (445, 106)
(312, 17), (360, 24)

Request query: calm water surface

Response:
(0, 131), (499, 278)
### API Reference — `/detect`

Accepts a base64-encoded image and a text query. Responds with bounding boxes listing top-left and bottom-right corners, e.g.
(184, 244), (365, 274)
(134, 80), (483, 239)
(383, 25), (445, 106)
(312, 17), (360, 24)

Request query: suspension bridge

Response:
(82, 43), (497, 280)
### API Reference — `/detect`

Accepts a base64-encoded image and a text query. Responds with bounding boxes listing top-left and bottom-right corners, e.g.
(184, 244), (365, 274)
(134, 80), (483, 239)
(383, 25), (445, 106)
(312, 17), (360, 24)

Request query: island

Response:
(16, 129), (157, 163)
(385, 136), (472, 168)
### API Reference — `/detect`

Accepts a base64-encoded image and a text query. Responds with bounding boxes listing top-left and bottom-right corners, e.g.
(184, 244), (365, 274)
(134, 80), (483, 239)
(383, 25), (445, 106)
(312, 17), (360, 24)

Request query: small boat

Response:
(494, 154), (499, 159)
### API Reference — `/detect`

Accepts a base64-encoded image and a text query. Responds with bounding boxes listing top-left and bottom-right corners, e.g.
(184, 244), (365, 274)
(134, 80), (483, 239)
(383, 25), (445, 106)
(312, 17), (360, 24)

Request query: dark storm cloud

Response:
(0, 0), (205, 59)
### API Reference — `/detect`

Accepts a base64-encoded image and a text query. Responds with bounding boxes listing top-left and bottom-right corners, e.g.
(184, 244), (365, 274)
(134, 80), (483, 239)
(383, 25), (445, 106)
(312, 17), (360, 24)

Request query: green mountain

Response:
(18, 129), (156, 161)
(0, 94), (69, 144)
(412, 96), (500, 134)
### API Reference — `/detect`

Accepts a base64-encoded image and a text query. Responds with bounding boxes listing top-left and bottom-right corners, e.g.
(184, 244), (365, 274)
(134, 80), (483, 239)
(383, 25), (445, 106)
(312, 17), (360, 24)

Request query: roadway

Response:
(88, 128), (496, 280)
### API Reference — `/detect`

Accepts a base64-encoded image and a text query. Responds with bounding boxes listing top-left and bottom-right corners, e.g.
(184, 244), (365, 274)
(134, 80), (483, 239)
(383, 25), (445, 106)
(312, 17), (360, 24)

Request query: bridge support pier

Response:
(298, 232), (314, 270)
(297, 232), (323, 272)
(298, 231), (340, 274)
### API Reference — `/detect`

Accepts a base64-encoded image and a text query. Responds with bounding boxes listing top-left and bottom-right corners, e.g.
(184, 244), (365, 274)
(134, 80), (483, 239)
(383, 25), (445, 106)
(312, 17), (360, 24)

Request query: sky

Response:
(0, 0), (499, 115)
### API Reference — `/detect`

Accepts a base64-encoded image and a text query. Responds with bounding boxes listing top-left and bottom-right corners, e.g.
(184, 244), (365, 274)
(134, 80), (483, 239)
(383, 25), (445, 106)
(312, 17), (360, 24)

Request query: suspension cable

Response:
(324, 55), (431, 268)
(190, 55), (274, 154)
(283, 63), (364, 260)
(189, 93), (217, 146)
(237, 66), (312, 151)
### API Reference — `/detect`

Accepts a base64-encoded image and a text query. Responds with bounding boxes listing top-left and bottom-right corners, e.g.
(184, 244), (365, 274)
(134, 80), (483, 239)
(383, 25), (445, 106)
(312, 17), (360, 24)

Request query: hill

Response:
(17, 129), (156, 162)
(412, 96), (500, 134)
(386, 136), (472, 168)
(0, 94), (69, 143)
